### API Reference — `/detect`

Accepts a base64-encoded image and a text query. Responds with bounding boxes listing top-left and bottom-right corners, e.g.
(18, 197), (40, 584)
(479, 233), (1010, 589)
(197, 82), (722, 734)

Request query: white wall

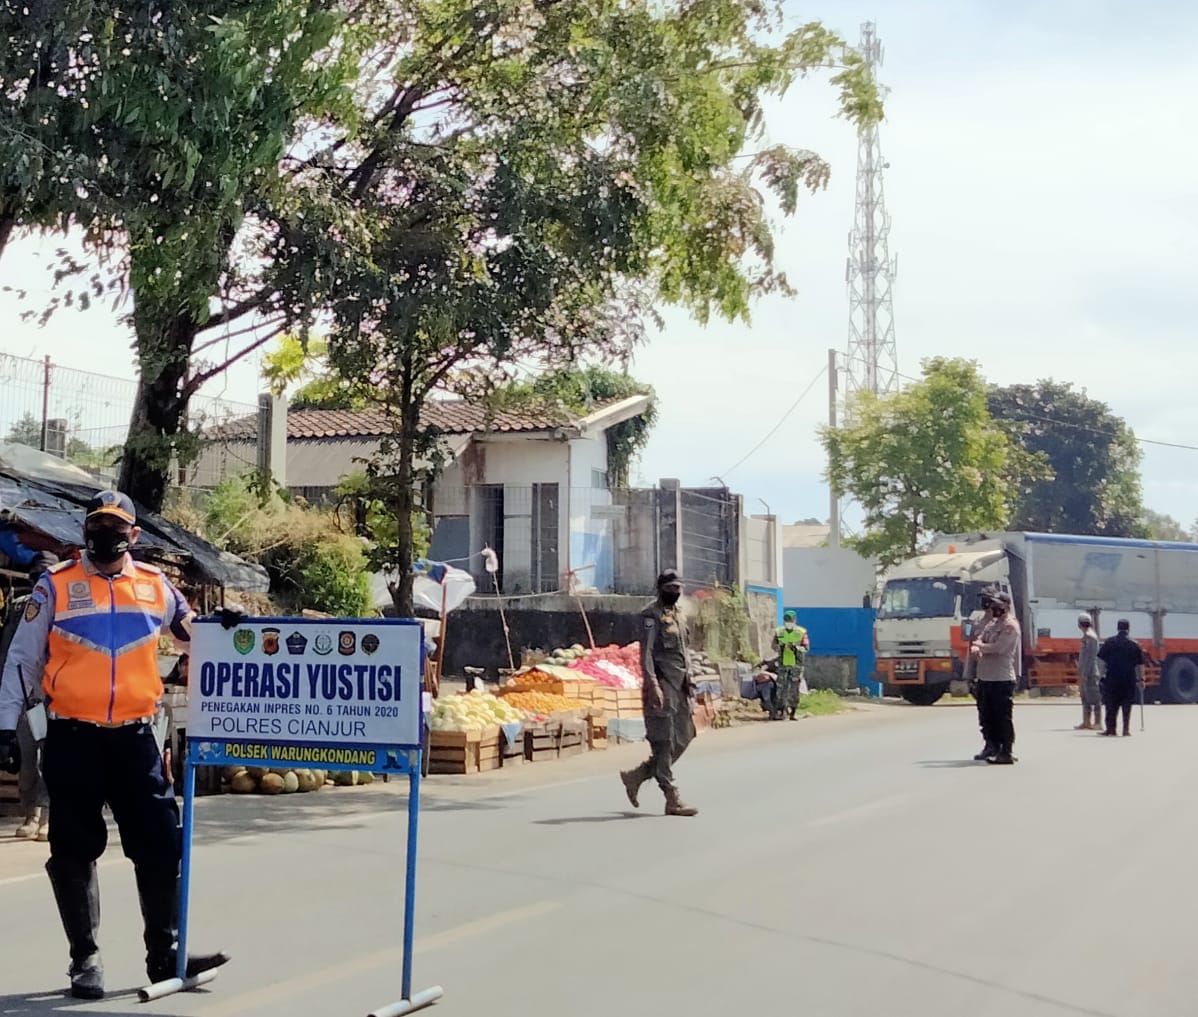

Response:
(568, 434), (614, 591)
(470, 435), (569, 592)
(784, 545), (877, 609)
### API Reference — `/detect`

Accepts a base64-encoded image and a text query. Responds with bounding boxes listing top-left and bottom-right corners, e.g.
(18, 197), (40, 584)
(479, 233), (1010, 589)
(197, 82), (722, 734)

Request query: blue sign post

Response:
(139, 617), (443, 1014)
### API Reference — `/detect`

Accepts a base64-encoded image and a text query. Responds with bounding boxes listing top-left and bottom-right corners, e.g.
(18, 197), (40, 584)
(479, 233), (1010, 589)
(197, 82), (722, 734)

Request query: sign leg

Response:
(138, 758), (219, 1002)
(402, 759), (420, 1000)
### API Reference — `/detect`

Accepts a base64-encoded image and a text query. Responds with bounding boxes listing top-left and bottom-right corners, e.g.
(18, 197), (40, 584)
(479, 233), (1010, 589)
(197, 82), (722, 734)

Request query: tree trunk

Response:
(388, 360), (419, 618)
(118, 311), (198, 511)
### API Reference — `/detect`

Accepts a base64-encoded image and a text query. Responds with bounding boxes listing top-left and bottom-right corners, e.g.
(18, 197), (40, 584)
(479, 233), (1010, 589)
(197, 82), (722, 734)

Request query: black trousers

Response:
(1104, 681), (1136, 734)
(42, 719), (181, 867)
(977, 681), (1015, 749)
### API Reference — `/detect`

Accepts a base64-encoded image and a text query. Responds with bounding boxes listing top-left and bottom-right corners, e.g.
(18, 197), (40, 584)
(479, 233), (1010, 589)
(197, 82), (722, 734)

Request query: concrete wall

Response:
(745, 586), (783, 660)
(741, 514), (779, 587)
(612, 488), (659, 594)
(784, 545), (877, 609)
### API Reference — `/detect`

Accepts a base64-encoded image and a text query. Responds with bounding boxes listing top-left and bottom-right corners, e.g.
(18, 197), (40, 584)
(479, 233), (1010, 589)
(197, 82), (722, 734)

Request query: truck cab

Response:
(874, 543), (1011, 705)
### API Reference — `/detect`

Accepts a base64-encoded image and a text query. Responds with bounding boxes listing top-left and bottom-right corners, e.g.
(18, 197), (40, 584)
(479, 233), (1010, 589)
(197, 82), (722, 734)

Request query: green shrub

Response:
(291, 535), (373, 616)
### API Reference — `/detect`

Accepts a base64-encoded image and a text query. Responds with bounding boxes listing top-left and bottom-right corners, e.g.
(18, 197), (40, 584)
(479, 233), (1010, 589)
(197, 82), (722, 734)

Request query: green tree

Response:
(822, 358), (1032, 568)
(1142, 509), (1191, 542)
(263, 4), (879, 614)
(2, 3), (356, 509)
(5, 411), (42, 448)
(987, 381), (1146, 537)
(490, 366), (657, 486)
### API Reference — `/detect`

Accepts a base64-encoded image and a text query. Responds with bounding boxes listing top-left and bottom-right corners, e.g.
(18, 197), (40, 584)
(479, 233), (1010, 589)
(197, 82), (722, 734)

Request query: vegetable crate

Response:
(500, 728), (524, 767)
(524, 722), (561, 763)
(587, 715), (608, 751)
(559, 720), (586, 758)
(428, 725), (502, 775)
(598, 688), (643, 717)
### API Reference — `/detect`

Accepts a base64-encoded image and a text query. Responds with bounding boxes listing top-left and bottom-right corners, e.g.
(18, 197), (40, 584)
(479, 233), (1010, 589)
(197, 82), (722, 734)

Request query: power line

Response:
(722, 365), (828, 478)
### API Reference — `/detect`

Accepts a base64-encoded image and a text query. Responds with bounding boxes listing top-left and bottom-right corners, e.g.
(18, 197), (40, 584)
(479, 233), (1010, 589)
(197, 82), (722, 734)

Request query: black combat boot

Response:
(988, 744), (1016, 765)
(619, 768), (643, 809)
(664, 789), (698, 817)
(136, 864), (230, 984)
(45, 857), (104, 999)
(973, 741), (996, 762)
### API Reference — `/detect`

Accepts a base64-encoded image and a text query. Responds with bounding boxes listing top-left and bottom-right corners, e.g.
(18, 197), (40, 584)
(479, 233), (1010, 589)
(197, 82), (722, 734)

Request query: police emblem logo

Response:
(286, 631), (308, 655)
(313, 633), (334, 656)
(338, 631), (357, 656)
(24, 600), (40, 623)
(261, 627), (281, 656)
(361, 633), (380, 656)
(67, 580), (92, 610)
(232, 629), (255, 655)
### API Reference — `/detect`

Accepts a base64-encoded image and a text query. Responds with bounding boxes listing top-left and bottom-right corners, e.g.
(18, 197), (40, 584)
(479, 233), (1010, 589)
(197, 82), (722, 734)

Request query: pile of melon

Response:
(223, 766), (377, 794)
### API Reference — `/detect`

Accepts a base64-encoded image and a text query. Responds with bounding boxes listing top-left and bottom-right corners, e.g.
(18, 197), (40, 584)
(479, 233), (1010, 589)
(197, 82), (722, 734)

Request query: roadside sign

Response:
(140, 617), (443, 1015)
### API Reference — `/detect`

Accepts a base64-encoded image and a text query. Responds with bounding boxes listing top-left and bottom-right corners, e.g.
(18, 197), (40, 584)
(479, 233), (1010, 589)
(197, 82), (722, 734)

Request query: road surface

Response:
(2, 700), (1195, 1017)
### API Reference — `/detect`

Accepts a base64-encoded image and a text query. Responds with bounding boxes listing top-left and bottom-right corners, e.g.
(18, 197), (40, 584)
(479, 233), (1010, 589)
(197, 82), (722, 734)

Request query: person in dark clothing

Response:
(962, 586), (998, 760)
(970, 589), (1021, 765)
(1097, 619), (1143, 737)
(619, 570), (698, 817)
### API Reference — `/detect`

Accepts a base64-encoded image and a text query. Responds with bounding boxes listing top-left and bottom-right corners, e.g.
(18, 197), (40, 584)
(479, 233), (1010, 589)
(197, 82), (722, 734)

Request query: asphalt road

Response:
(2, 699), (1196, 1017)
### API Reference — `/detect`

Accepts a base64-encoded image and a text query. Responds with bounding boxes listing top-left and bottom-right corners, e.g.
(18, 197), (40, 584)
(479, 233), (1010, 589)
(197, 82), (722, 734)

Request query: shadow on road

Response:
(0, 986), (189, 1017)
(532, 812), (645, 826)
(915, 760), (984, 768)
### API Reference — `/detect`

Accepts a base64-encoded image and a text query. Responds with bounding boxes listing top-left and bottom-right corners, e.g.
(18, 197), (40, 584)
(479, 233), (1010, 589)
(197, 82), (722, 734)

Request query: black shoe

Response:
(46, 858), (105, 999)
(974, 742), (996, 761)
(988, 750), (1015, 765)
(146, 950), (232, 985)
(136, 864), (232, 984)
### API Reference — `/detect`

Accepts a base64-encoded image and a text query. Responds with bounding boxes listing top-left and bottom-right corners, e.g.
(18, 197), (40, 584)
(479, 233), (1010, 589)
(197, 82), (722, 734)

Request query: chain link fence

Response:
(0, 350), (258, 490)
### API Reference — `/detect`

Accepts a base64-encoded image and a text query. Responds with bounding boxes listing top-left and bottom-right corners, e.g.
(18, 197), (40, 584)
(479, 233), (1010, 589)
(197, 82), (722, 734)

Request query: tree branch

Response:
(193, 315), (288, 355)
(205, 290), (273, 329)
(183, 326), (286, 397)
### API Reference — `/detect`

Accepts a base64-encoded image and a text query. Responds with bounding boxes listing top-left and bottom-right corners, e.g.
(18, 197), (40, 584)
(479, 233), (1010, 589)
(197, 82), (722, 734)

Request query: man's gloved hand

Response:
(0, 730), (21, 776)
(217, 604), (247, 630)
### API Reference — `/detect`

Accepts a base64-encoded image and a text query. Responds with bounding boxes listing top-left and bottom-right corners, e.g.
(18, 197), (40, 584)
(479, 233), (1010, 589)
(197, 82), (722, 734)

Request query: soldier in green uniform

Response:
(619, 570), (698, 817)
(771, 611), (809, 720)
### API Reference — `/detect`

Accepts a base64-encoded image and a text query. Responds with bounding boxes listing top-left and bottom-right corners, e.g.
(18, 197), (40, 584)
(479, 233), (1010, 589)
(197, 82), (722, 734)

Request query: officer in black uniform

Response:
(1097, 619), (1143, 737)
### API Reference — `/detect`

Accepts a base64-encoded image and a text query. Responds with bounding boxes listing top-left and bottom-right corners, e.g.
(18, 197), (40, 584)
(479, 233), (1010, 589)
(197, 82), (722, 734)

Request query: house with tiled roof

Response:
(193, 395), (653, 595)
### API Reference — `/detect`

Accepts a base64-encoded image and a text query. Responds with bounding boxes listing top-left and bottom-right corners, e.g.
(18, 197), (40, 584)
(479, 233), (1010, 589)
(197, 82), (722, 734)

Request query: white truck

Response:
(873, 531), (1198, 705)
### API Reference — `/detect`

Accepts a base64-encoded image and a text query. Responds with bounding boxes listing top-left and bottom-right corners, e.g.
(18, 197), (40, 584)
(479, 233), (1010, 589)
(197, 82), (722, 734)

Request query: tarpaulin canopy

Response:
(370, 561), (477, 612)
(0, 453), (268, 592)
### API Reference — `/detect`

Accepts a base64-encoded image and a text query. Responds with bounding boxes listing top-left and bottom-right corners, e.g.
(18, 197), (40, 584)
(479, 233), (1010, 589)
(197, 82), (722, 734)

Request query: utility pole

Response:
(828, 348), (840, 548)
(844, 21), (899, 410)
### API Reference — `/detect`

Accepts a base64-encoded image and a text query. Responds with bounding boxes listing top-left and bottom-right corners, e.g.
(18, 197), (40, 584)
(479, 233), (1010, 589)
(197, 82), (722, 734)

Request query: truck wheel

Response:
(1162, 657), (1198, 705)
(900, 686), (946, 706)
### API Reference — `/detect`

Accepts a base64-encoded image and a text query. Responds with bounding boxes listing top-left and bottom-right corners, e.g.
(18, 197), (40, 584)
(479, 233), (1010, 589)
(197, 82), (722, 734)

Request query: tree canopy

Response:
(822, 357), (1032, 568)
(987, 381), (1146, 537)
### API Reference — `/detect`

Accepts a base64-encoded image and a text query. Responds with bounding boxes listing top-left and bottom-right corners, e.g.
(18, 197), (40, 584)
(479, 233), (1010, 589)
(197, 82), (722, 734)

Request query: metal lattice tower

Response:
(844, 21), (898, 408)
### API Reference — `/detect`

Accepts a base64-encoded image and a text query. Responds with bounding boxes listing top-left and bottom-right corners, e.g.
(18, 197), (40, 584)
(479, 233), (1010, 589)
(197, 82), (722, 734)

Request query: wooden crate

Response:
(599, 687), (643, 717)
(500, 728), (524, 767)
(524, 722), (562, 762)
(559, 720), (586, 759)
(428, 725), (501, 775)
(587, 715), (608, 751)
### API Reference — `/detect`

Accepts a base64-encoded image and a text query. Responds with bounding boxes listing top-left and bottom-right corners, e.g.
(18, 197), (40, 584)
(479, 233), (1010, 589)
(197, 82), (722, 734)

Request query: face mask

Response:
(660, 590), (681, 607)
(785, 621), (795, 630)
(86, 528), (131, 565)
(991, 606), (1005, 617)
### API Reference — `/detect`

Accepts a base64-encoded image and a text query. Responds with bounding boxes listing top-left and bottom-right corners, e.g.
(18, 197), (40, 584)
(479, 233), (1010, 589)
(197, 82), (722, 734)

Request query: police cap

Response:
(85, 490), (136, 525)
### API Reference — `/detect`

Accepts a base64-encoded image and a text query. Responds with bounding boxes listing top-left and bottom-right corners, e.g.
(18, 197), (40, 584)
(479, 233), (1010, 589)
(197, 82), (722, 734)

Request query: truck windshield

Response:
(877, 578), (959, 620)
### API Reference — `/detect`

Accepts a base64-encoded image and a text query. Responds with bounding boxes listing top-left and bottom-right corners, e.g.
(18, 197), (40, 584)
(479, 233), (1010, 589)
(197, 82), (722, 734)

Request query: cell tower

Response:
(843, 21), (898, 406)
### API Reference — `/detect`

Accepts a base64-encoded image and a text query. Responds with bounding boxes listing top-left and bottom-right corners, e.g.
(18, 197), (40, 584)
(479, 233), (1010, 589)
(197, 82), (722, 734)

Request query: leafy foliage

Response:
(173, 474), (373, 616)
(5, 411), (41, 447)
(987, 381), (1146, 537)
(1141, 509), (1192, 543)
(490, 366), (657, 486)
(822, 358), (1035, 568)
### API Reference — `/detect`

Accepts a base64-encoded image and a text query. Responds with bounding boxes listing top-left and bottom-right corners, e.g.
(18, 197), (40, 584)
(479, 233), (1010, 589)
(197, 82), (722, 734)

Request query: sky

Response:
(2, 0), (1197, 527)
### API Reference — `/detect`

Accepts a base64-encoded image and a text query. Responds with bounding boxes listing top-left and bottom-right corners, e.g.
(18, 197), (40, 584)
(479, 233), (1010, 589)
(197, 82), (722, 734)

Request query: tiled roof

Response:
(213, 400), (574, 441)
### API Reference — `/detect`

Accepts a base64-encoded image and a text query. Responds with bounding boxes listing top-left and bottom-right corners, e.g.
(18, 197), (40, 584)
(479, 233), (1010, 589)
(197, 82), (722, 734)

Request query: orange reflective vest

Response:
(43, 559), (169, 724)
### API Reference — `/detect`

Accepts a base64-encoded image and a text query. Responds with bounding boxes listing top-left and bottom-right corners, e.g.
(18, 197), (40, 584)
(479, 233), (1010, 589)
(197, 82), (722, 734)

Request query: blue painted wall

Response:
(787, 606), (880, 697)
